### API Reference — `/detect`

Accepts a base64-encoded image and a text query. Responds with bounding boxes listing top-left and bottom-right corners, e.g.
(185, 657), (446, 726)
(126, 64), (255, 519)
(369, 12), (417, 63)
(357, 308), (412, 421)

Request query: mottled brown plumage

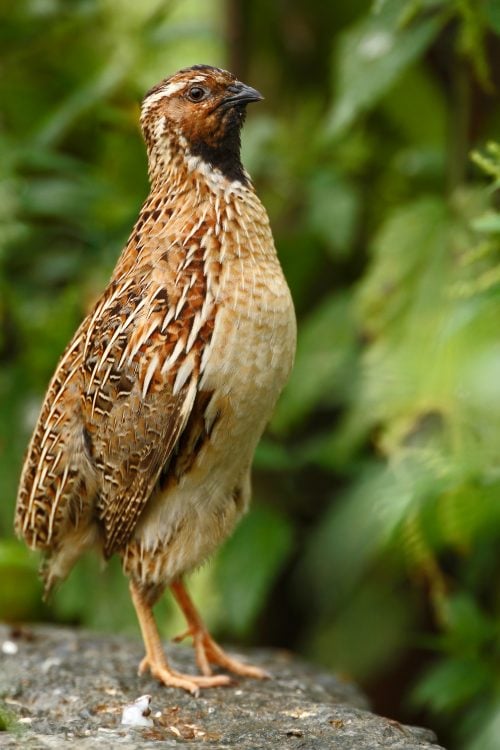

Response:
(15, 65), (296, 693)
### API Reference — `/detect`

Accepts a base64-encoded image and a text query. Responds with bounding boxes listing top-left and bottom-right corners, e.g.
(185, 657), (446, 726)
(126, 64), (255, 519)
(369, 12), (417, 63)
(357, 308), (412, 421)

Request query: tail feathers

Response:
(38, 523), (101, 599)
(40, 557), (62, 602)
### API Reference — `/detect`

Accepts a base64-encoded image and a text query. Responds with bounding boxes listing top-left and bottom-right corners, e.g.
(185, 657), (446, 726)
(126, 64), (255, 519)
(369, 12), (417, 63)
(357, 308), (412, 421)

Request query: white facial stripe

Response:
(142, 80), (185, 113)
(163, 80), (186, 96)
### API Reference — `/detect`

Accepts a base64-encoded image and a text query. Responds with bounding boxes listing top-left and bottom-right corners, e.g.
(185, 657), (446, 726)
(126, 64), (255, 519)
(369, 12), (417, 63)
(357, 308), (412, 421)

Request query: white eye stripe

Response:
(142, 80), (185, 112)
(162, 80), (186, 96)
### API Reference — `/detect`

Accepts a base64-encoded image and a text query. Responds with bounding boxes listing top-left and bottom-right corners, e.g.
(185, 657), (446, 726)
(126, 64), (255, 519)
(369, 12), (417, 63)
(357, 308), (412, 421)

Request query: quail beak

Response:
(221, 82), (264, 108)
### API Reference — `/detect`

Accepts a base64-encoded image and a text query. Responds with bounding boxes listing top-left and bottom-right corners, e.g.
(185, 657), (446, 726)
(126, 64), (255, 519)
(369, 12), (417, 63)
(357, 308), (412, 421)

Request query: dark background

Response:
(2, 2), (500, 748)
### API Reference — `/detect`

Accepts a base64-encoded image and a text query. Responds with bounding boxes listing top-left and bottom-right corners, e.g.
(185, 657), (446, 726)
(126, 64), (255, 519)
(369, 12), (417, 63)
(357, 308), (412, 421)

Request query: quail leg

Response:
(129, 581), (231, 695)
(170, 578), (270, 680)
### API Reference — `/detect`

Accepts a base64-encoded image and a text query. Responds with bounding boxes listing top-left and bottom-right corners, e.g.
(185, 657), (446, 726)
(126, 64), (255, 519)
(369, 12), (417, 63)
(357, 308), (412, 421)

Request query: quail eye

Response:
(187, 86), (209, 103)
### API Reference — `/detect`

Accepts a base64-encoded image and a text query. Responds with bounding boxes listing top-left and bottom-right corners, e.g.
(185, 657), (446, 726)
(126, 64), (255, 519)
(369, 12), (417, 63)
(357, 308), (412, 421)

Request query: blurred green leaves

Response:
(329, 0), (443, 136)
(0, 540), (42, 622)
(272, 294), (358, 434)
(215, 506), (294, 636)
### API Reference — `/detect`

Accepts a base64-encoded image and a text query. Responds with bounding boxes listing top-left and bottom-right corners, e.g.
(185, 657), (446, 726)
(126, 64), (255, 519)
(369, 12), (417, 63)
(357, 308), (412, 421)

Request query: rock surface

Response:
(0, 624), (445, 749)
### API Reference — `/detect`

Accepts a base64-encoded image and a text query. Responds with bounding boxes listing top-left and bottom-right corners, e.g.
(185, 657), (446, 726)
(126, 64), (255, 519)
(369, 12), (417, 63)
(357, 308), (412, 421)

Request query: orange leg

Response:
(170, 578), (270, 680)
(129, 580), (231, 695)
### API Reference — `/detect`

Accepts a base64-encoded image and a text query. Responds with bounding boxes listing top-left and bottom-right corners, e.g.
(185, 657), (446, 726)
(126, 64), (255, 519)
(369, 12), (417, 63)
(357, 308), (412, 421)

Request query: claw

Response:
(194, 630), (271, 680)
(140, 656), (231, 695)
(170, 579), (272, 682)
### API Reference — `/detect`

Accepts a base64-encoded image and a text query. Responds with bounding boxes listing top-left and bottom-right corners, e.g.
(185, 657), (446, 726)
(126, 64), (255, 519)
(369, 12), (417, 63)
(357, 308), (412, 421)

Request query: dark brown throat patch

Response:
(189, 109), (249, 185)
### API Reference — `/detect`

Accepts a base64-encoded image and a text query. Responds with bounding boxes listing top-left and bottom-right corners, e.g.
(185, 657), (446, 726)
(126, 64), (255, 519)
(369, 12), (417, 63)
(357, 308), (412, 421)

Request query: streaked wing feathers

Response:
(89, 379), (197, 557)
(15, 329), (93, 549)
(80, 273), (203, 556)
(16, 198), (217, 562)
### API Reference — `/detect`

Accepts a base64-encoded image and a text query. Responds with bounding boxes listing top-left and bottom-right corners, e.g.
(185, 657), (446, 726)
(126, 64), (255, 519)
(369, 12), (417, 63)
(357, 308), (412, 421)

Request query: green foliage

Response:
(214, 506), (294, 636)
(329, 0), (443, 135)
(272, 294), (358, 434)
(0, 703), (19, 733)
(2, 1), (500, 749)
(0, 540), (43, 622)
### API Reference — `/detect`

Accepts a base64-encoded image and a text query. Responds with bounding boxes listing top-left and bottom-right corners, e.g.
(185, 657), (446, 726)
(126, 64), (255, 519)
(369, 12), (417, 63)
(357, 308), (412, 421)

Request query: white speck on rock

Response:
(121, 694), (154, 728)
(282, 708), (319, 719)
(1, 640), (18, 655)
(42, 657), (62, 672)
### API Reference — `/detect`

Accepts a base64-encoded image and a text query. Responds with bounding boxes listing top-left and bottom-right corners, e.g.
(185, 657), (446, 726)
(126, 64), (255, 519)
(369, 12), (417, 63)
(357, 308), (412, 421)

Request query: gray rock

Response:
(0, 624), (445, 749)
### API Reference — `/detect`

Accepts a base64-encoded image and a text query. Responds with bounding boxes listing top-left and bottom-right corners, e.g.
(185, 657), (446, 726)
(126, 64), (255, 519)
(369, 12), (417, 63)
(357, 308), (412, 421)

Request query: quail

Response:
(15, 65), (296, 694)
